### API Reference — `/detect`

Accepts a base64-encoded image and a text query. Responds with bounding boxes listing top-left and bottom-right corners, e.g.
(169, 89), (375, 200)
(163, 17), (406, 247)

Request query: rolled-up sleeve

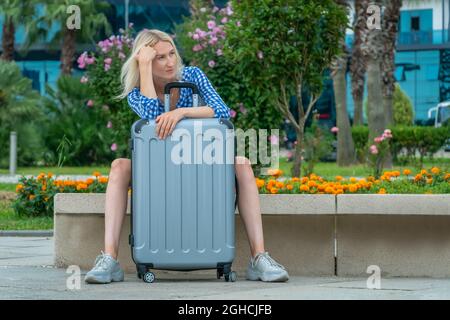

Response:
(127, 87), (163, 119)
(191, 67), (231, 119)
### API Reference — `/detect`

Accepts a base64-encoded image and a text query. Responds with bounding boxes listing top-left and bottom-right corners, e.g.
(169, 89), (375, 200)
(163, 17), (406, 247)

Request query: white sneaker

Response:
(246, 252), (289, 282)
(84, 252), (124, 284)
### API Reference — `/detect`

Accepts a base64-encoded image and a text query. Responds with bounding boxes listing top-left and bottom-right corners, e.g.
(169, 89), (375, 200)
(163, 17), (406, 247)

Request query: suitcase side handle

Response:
(164, 81), (200, 113)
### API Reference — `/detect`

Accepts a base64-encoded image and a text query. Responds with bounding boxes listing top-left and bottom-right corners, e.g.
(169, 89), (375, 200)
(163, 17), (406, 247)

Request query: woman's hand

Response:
(135, 45), (157, 65)
(155, 109), (186, 139)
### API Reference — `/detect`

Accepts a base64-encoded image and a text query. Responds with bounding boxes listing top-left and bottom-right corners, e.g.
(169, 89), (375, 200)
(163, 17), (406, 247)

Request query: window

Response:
(411, 16), (420, 31)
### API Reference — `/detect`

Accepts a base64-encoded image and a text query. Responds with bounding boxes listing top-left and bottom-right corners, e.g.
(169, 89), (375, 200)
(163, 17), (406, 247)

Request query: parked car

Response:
(428, 101), (450, 151)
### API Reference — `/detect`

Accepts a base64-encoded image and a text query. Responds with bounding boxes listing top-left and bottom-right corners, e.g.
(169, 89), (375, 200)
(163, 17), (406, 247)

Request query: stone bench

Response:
(54, 193), (450, 277)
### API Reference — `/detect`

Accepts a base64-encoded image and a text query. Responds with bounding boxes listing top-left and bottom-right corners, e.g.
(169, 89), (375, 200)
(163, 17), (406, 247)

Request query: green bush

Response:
(40, 76), (114, 166)
(393, 84), (414, 126)
(351, 125), (450, 167)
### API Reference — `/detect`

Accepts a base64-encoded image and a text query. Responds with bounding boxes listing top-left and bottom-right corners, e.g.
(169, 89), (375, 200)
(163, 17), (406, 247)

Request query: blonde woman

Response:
(84, 29), (289, 284)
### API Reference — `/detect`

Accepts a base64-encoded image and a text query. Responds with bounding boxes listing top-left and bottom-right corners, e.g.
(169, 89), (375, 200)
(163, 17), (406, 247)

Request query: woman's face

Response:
(152, 41), (177, 82)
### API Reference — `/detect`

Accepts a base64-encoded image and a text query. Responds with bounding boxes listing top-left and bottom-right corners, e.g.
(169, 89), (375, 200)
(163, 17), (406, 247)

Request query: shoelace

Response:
(94, 251), (112, 271)
(254, 252), (285, 270)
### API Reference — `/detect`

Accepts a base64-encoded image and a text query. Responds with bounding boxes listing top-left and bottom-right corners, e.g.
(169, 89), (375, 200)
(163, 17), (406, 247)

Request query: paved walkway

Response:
(1, 236), (450, 300)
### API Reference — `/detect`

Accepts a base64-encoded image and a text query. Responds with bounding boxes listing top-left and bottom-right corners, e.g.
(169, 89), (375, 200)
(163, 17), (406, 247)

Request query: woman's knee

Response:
(109, 158), (131, 182)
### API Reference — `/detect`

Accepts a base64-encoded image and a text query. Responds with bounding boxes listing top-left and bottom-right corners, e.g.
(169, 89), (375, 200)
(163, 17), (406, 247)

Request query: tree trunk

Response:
(333, 56), (357, 166)
(291, 123), (305, 178)
(1, 16), (15, 61)
(350, 0), (369, 126)
(60, 29), (76, 75)
(366, 55), (385, 143)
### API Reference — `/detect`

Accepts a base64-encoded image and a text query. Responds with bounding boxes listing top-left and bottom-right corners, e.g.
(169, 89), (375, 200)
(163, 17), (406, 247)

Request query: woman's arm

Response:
(137, 46), (158, 99)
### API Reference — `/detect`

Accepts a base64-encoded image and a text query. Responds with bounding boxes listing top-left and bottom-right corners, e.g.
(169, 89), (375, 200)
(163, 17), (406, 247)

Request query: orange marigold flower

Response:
(268, 168), (283, 178)
(335, 176), (343, 181)
(29, 194), (36, 200)
(348, 184), (358, 193)
(420, 169), (427, 175)
(255, 178), (265, 188)
(41, 185), (46, 192)
(270, 187), (278, 194)
(86, 178), (94, 185)
(325, 187), (334, 194)
(403, 169), (411, 175)
(44, 197), (49, 202)
(47, 172), (53, 179)
(378, 188), (386, 194)
(99, 177), (108, 184)
(318, 184), (326, 192)
(445, 173), (450, 180)
(76, 183), (88, 191)
(414, 174), (423, 182)
(431, 167), (440, 175)
(16, 184), (24, 193)
(350, 177), (357, 183)
(93, 171), (101, 177)
(367, 176), (375, 182)
(291, 177), (300, 183)
(426, 178), (433, 184)
(307, 181), (317, 188)
(392, 171), (400, 177)
(301, 177), (309, 184)
(300, 185), (310, 192)
(286, 184), (293, 191)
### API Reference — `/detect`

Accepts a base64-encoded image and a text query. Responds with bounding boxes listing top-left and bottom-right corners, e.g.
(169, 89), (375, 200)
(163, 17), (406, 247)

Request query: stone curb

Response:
(0, 230), (53, 237)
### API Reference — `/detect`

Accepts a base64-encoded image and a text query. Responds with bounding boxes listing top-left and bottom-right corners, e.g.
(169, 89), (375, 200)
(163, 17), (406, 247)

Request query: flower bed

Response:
(12, 167), (449, 217)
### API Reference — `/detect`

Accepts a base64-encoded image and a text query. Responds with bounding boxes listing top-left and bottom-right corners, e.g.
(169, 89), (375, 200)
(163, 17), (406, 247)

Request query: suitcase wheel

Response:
(224, 271), (237, 282)
(143, 271), (155, 283)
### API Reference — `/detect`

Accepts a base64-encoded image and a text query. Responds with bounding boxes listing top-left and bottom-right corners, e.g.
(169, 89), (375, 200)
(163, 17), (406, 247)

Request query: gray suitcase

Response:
(130, 82), (237, 283)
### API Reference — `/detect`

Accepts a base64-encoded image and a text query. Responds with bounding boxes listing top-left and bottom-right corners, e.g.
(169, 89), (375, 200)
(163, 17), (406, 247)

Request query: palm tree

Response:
(25, 0), (111, 75)
(350, 0), (369, 126)
(381, 0), (402, 127)
(0, 0), (39, 61)
(332, 0), (356, 166)
(361, 0), (385, 143)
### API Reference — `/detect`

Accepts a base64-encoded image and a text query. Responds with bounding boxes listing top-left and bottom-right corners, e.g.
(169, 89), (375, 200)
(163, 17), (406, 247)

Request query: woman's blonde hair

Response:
(117, 29), (184, 99)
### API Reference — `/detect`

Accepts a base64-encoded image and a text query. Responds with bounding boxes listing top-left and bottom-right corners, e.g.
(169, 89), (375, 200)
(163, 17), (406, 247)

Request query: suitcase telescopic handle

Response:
(164, 81), (200, 113)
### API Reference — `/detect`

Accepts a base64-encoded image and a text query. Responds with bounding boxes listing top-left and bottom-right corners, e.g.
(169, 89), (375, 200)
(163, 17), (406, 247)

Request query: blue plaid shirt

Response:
(127, 66), (231, 119)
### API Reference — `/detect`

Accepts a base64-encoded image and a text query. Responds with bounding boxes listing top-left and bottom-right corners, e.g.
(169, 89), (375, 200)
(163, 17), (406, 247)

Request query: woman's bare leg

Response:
(104, 158), (131, 260)
(235, 156), (265, 258)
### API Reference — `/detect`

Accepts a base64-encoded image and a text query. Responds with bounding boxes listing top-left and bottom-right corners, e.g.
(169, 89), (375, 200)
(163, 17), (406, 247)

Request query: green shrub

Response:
(393, 84), (414, 126)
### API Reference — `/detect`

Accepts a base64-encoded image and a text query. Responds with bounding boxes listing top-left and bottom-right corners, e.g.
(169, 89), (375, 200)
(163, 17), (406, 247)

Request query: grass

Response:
(0, 166), (110, 176)
(0, 198), (53, 230)
(0, 183), (15, 192)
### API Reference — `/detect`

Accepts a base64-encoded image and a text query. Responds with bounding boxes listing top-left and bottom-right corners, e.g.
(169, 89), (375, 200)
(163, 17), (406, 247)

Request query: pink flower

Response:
(111, 143), (117, 151)
(192, 44), (203, 52)
(77, 52), (88, 69)
(257, 51), (264, 60)
(331, 126), (339, 133)
(86, 100), (94, 107)
(221, 17), (228, 24)
(382, 129), (393, 139)
(213, 6), (219, 13)
(239, 103), (247, 114)
(80, 76), (88, 83)
(230, 109), (237, 118)
(104, 63), (111, 71)
(104, 57), (112, 65)
(236, 21), (241, 27)
(128, 22), (134, 28)
(118, 52), (126, 60)
(208, 60), (216, 68)
(208, 36), (218, 45)
(370, 145), (378, 155)
(374, 136), (384, 143)
(226, 5), (234, 16)
(216, 49), (223, 56)
(192, 33), (200, 40)
(269, 135), (279, 145)
(85, 57), (95, 65)
(106, 121), (113, 129)
(207, 20), (216, 30)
